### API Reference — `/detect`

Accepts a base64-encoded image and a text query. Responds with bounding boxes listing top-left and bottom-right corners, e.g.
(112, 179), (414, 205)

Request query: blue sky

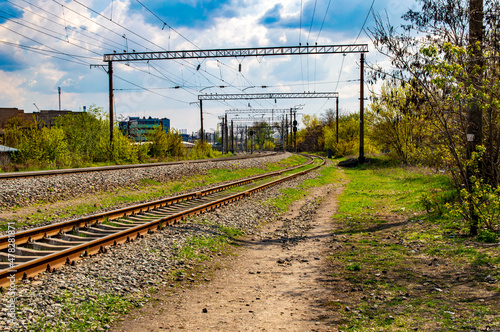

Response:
(0, 0), (417, 132)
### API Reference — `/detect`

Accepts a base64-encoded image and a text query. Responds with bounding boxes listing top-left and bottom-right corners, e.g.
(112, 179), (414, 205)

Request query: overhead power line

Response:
(0, 24), (91, 66)
(0, 12), (103, 56)
(9, 0), (124, 51)
(134, 0), (199, 50)
(113, 73), (190, 104)
(307, 0), (318, 42)
(354, 0), (375, 44)
(0, 40), (95, 66)
(315, 0), (332, 42)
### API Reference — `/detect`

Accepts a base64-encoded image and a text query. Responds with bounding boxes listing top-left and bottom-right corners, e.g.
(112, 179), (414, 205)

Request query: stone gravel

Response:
(1, 165), (321, 331)
(0, 153), (291, 209)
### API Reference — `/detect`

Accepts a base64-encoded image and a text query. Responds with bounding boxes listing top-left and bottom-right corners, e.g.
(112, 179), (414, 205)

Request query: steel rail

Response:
(0, 152), (277, 180)
(0, 155), (324, 287)
(0, 157), (312, 251)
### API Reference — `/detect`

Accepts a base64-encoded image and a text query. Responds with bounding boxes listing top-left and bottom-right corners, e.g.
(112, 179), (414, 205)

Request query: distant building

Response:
(0, 108), (31, 129)
(35, 110), (74, 127)
(0, 107), (75, 129)
(119, 116), (170, 142)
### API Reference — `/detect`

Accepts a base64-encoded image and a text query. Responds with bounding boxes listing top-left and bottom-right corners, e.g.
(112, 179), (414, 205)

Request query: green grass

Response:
(337, 161), (453, 216)
(326, 156), (499, 331)
(27, 291), (141, 331)
(266, 162), (346, 213)
(176, 234), (232, 262)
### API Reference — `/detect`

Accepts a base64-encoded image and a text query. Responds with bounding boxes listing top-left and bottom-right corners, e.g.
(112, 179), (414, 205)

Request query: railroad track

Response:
(0, 151), (277, 179)
(0, 154), (324, 287)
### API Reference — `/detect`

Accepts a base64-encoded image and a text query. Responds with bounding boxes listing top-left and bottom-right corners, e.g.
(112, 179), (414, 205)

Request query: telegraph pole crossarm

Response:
(103, 43), (367, 157)
(199, 92), (338, 101)
(103, 44), (368, 62)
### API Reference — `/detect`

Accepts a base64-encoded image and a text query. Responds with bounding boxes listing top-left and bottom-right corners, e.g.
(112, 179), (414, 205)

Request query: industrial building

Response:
(0, 107), (75, 129)
(119, 116), (170, 142)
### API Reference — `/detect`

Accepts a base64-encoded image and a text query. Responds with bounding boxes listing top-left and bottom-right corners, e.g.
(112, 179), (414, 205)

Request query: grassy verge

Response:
(266, 159), (347, 213)
(326, 158), (500, 331)
(1, 155), (307, 230)
(175, 226), (243, 263)
(26, 291), (143, 332)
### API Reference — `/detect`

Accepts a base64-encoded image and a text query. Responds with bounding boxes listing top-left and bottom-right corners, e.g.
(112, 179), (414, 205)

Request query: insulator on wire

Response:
(238, 64), (242, 72)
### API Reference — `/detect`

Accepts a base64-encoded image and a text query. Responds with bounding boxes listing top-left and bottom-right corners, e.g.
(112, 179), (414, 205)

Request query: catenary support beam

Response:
(103, 44), (368, 62)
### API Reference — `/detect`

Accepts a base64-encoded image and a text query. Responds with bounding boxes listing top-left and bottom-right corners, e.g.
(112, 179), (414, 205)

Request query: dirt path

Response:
(112, 184), (344, 332)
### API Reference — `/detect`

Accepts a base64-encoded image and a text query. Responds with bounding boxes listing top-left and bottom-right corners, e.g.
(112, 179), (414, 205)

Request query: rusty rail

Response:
(0, 155), (324, 287)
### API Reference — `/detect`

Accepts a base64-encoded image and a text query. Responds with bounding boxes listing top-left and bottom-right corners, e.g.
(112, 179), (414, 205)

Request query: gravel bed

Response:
(1, 167), (320, 331)
(0, 153), (291, 209)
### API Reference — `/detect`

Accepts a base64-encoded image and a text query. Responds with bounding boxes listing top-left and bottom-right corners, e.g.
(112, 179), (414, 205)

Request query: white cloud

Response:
(0, 0), (417, 131)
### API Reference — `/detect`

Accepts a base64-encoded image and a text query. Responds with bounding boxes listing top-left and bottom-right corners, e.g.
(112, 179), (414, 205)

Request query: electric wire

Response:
(135, 0), (199, 50)
(0, 12), (103, 56)
(0, 24), (91, 66)
(0, 40), (96, 66)
(313, 0), (375, 117)
(9, 0), (125, 51)
(354, 0), (375, 44)
(306, 0), (318, 42)
(9, 0), (278, 117)
(315, 0), (332, 42)
(299, 0), (305, 92)
(113, 73), (190, 104)
(0, 39), (100, 60)
(71, 0), (171, 52)
(70, 0), (270, 110)
(0, 9), (114, 54)
(50, 0), (153, 51)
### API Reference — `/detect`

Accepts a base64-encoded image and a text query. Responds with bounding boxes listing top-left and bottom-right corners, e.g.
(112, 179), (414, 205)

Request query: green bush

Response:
(476, 230), (498, 243)
(189, 141), (221, 159)
(5, 105), (144, 168)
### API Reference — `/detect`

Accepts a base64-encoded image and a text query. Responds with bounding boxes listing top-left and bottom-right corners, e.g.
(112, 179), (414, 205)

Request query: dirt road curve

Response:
(112, 184), (343, 332)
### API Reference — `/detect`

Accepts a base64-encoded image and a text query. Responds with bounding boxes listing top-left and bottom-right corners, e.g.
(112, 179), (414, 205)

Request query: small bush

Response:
(346, 263), (361, 271)
(476, 230), (498, 243)
(189, 141), (221, 159)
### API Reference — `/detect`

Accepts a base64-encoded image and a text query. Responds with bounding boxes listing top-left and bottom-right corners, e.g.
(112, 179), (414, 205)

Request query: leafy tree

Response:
(55, 105), (111, 164)
(4, 116), (32, 148)
(296, 114), (323, 152)
(367, 82), (437, 165)
(369, 0), (500, 234)
(189, 140), (221, 159)
(323, 112), (378, 157)
(148, 125), (170, 158)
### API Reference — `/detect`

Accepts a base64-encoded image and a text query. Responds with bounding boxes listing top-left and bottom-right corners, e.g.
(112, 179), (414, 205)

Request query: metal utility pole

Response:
(58, 87), (61, 111)
(336, 96), (339, 144)
(359, 53), (365, 163)
(285, 115), (288, 152)
(224, 114), (229, 154)
(281, 120), (285, 152)
(221, 118), (225, 153)
(199, 100), (204, 143)
(231, 120), (234, 153)
(289, 108), (293, 151)
(466, 0), (484, 235)
(108, 62), (114, 145)
(293, 111), (297, 152)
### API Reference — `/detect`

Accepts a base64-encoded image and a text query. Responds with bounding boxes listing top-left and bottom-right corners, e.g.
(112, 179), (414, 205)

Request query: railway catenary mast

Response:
(103, 44), (368, 159)
(221, 107), (303, 151)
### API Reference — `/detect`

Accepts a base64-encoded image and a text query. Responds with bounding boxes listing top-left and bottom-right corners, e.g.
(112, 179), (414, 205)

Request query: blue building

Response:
(119, 116), (170, 142)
